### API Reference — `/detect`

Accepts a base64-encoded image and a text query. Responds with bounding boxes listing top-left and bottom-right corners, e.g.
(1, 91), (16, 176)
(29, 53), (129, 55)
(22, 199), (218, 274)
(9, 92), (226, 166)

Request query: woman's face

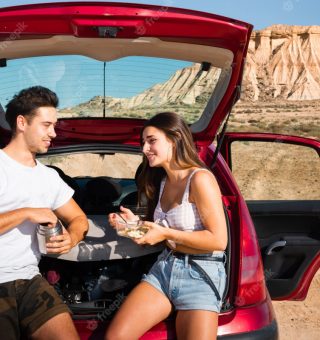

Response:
(142, 126), (174, 167)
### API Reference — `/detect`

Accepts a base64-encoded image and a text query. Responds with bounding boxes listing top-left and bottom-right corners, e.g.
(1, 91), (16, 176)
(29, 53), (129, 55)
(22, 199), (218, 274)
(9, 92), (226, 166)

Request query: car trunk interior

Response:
(37, 147), (233, 319)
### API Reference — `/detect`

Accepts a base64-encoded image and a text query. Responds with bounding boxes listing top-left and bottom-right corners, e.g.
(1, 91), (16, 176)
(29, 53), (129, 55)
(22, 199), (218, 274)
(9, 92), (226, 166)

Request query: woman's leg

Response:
(175, 310), (219, 340)
(105, 281), (172, 340)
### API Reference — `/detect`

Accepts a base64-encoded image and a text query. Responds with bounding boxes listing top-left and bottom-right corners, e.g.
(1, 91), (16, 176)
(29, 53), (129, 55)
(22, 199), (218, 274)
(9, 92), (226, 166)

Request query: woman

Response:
(106, 112), (227, 340)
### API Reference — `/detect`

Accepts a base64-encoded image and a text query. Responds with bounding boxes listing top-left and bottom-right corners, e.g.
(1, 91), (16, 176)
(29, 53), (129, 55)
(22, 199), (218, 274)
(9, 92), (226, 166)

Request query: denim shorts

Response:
(142, 248), (227, 312)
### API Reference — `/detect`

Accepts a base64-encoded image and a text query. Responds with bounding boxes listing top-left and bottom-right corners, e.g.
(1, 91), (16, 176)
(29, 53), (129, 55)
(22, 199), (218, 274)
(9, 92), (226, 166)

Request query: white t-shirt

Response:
(0, 150), (74, 283)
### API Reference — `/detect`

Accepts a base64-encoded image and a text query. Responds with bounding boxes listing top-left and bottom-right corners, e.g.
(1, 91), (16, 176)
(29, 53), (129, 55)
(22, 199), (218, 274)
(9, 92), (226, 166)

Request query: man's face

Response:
(22, 106), (57, 154)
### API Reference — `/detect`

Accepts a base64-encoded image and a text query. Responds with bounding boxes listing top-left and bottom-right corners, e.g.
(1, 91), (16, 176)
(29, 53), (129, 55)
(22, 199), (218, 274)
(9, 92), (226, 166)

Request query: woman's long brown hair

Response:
(137, 112), (206, 220)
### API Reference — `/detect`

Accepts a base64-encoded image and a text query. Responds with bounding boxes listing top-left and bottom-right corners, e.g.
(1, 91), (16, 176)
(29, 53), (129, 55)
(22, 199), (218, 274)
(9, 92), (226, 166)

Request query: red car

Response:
(0, 2), (319, 339)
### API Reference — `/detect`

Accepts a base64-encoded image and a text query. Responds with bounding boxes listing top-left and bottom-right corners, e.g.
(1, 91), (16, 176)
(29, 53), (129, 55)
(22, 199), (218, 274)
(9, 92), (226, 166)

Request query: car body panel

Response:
(73, 299), (277, 339)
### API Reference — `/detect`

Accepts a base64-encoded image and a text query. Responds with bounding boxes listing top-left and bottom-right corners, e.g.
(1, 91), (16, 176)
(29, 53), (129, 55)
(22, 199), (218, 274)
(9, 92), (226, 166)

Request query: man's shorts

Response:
(0, 274), (70, 339)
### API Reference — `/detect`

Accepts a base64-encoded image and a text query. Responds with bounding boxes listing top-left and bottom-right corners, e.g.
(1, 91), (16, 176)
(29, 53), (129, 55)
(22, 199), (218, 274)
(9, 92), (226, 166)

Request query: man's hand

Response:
(46, 227), (76, 254)
(0, 207), (59, 235)
(52, 198), (89, 254)
(27, 208), (58, 227)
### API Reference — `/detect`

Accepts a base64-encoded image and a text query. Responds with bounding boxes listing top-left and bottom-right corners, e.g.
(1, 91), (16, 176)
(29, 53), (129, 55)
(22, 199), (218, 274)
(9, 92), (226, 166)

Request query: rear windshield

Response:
(0, 55), (221, 124)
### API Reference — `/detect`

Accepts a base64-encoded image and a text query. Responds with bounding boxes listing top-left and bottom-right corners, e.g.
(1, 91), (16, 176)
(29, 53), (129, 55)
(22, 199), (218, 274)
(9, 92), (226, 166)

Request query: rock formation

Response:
(242, 25), (320, 101)
(67, 25), (320, 114)
(72, 63), (221, 113)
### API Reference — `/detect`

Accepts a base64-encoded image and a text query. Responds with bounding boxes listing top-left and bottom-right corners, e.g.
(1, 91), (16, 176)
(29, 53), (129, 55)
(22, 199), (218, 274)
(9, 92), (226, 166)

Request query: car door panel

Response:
(247, 200), (320, 299)
(221, 132), (320, 300)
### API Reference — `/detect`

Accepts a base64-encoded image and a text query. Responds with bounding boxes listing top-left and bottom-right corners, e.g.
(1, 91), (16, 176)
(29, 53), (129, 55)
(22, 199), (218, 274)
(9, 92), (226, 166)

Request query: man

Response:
(0, 86), (88, 339)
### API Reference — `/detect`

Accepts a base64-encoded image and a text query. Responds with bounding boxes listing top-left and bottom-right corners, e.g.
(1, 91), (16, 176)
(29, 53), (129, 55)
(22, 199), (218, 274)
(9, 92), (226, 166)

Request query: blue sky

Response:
(0, 0), (318, 108)
(0, 56), (191, 108)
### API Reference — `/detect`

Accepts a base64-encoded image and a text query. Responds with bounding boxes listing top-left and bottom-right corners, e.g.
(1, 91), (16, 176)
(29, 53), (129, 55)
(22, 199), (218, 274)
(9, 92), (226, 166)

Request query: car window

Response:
(0, 55), (222, 124)
(39, 152), (142, 179)
(230, 141), (319, 200)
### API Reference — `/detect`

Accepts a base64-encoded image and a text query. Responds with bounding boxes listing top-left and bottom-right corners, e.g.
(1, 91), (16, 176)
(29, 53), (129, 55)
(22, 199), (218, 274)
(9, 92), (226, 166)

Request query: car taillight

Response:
(235, 198), (267, 307)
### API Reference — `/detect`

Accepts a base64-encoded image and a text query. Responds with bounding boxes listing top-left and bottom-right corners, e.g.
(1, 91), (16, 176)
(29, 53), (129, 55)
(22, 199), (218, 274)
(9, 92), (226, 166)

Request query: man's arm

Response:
(46, 198), (88, 254)
(0, 208), (58, 235)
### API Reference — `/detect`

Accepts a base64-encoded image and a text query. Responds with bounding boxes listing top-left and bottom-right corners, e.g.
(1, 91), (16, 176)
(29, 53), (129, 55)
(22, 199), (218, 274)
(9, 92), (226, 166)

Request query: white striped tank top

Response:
(153, 168), (210, 232)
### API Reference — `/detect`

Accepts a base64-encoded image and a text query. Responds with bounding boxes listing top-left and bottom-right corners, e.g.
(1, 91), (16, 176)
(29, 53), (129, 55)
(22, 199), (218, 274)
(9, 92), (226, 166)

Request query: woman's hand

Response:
(108, 205), (139, 228)
(133, 221), (167, 246)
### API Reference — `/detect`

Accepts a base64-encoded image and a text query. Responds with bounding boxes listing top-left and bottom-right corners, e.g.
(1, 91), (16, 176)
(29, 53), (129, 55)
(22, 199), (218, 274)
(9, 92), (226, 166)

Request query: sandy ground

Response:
(231, 100), (320, 140)
(272, 269), (320, 339)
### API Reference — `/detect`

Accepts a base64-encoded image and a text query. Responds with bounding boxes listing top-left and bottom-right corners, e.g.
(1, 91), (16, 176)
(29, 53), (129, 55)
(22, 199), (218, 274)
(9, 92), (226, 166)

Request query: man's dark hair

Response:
(5, 86), (59, 132)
